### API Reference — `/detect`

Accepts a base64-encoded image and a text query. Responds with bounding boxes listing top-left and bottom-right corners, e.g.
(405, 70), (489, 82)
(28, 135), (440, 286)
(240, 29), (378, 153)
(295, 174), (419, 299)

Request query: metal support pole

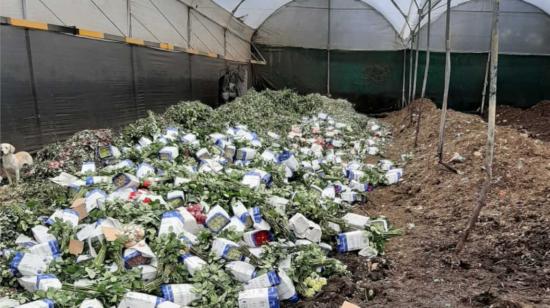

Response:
(24, 29), (43, 146)
(187, 7), (192, 48)
(187, 6), (193, 97)
(127, 0), (132, 36)
(223, 28), (227, 58)
(21, 0), (27, 19)
(401, 49), (407, 108)
(326, 0), (331, 96)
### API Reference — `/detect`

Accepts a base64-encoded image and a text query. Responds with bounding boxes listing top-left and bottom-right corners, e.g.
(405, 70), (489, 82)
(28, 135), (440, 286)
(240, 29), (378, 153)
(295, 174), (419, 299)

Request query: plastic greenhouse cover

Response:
(214, 0), (550, 41)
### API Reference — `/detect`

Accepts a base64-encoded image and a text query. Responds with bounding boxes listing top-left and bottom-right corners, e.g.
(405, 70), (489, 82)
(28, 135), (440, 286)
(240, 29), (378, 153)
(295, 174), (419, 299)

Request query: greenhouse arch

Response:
(217, 0), (550, 111)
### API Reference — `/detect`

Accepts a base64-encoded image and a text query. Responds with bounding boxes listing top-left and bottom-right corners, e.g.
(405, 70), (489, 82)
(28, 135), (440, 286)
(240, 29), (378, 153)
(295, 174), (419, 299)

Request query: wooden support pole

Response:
(414, 106), (422, 148)
(480, 34), (493, 115)
(485, 0), (499, 179)
(456, 0), (500, 254)
(408, 34), (414, 105)
(437, 0), (452, 163)
(415, 0), (431, 148)
(421, 0), (431, 98)
(412, 9), (421, 100)
(480, 52), (490, 115)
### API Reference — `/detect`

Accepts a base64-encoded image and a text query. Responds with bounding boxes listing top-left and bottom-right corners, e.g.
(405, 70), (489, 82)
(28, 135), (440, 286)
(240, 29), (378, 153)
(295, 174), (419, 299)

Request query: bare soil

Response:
(496, 101), (550, 142)
(294, 100), (550, 307)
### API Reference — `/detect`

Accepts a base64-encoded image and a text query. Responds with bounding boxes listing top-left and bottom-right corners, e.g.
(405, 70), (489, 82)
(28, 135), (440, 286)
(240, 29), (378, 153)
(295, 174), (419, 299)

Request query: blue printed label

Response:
(268, 287), (281, 308)
(336, 234), (348, 253)
(161, 284), (174, 302)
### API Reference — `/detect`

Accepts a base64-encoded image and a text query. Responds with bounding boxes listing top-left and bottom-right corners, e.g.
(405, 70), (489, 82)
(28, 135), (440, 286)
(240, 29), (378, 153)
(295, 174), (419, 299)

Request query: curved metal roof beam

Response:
(222, 0), (550, 41)
(417, 0), (550, 32)
(250, 0), (405, 44)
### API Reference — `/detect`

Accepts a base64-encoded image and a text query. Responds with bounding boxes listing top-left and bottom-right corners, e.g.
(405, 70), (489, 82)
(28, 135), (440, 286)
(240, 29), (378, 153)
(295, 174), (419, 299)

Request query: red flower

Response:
(141, 180), (151, 188)
(253, 231), (271, 246)
(128, 191), (138, 200)
(185, 204), (206, 224)
(194, 214), (207, 224)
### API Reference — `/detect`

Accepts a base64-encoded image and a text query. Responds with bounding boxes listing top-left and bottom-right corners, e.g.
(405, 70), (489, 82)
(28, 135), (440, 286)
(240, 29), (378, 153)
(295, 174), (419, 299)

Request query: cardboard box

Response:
(71, 198), (88, 220)
(102, 226), (122, 241)
(69, 239), (84, 255)
(341, 301), (360, 308)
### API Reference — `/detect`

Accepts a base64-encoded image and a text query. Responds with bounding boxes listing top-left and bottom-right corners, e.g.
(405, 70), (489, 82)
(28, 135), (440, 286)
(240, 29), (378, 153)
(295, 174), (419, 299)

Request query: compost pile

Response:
(360, 99), (550, 307)
(496, 100), (550, 142)
(0, 90), (402, 308)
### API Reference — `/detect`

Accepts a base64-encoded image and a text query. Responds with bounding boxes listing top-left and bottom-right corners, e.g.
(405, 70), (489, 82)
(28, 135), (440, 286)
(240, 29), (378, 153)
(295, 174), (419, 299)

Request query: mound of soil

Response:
(295, 100), (549, 307)
(496, 101), (550, 142)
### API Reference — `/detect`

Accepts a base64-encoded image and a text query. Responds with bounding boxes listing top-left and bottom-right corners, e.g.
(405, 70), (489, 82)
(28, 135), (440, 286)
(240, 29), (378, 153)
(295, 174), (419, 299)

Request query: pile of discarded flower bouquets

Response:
(0, 90), (402, 308)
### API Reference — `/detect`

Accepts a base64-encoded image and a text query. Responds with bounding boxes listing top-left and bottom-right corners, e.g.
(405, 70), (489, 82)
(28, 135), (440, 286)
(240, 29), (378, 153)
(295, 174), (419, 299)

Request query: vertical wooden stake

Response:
(412, 9), (421, 100)
(416, 0), (432, 148)
(421, 0), (431, 99)
(437, 0), (452, 162)
(408, 34), (415, 105)
(414, 106), (422, 148)
(456, 0), (500, 254)
(480, 35), (493, 115)
(485, 0), (499, 179)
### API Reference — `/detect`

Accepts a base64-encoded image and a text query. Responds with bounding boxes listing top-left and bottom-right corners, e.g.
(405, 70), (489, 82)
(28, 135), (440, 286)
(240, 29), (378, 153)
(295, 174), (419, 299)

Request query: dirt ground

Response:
(496, 101), (550, 142)
(294, 100), (550, 307)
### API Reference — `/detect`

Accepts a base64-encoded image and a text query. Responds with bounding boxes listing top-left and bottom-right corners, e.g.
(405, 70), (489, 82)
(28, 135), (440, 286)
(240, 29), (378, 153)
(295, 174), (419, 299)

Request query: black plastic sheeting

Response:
(1, 25), (250, 151)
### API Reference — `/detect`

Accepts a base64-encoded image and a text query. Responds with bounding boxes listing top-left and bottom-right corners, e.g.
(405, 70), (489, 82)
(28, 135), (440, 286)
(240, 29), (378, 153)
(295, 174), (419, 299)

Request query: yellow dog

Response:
(1, 143), (33, 185)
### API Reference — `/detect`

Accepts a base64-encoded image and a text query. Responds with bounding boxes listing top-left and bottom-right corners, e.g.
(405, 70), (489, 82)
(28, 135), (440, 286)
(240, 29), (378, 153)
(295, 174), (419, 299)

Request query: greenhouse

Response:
(0, 0), (549, 307)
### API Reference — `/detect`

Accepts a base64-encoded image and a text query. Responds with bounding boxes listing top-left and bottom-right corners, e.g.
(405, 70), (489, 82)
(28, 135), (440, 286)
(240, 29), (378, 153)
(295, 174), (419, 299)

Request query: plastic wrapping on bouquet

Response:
(226, 261), (257, 282)
(179, 253), (206, 275)
(336, 230), (370, 253)
(244, 271), (281, 290)
(160, 283), (198, 306)
(205, 205), (231, 233)
(243, 230), (274, 247)
(112, 173), (140, 189)
(136, 163), (156, 179)
(96, 145), (121, 160)
(159, 146), (179, 161)
(211, 238), (243, 261)
(80, 161), (96, 174)
(117, 292), (166, 308)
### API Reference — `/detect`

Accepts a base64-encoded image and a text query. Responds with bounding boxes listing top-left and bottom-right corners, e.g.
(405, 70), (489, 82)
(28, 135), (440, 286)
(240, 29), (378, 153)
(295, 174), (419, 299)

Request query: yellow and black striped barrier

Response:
(0, 16), (263, 63)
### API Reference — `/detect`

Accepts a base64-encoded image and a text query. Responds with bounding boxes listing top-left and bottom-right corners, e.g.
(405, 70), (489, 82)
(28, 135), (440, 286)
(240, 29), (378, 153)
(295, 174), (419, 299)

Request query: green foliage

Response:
(191, 262), (241, 307)
(0, 89), (399, 306)
(122, 111), (165, 143)
(286, 245), (349, 297)
(163, 101), (214, 133)
(367, 224), (402, 253)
